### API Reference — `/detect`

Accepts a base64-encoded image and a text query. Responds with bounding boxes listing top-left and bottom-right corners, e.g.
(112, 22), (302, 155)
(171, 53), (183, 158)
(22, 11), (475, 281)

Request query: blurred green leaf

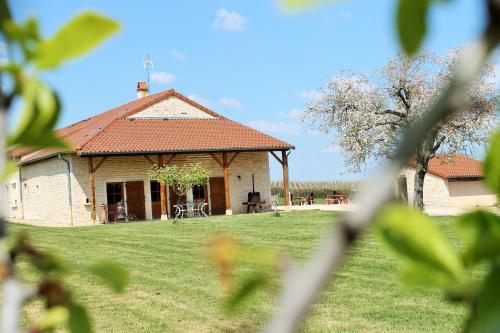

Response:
(68, 304), (91, 333)
(0, 0), (11, 33)
(7, 78), (68, 149)
(1, 159), (17, 181)
(31, 252), (66, 273)
(36, 11), (120, 69)
(400, 263), (455, 288)
(88, 260), (129, 293)
(376, 204), (463, 281)
(456, 210), (500, 266)
(225, 273), (270, 311)
(397, 0), (430, 55)
(467, 262), (500, 333)
(35, 306), (69, 331)
(484, 130), (500, 193)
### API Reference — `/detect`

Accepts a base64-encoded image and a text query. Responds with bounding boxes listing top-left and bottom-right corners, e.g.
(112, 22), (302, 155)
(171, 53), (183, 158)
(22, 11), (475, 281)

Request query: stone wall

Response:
(4, 169), (23, 220)
(10, 156), (73, 226)
(448, 180), (497, 208)
(401, 167), (451, 208)
(10, 152), (271, 226)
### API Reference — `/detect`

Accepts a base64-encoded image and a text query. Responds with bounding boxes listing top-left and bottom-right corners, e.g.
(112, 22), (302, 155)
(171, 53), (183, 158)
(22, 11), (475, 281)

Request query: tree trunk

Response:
(413, 162), (427, 209)
(412, 133), (436, 210)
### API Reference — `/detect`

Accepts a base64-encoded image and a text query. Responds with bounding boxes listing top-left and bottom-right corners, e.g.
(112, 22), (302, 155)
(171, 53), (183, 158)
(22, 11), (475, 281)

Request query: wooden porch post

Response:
(222, 153), (232, 215)
(158, 155), (168, 220)
(282, 150), (290, 206)
(88, 157), (96, 224)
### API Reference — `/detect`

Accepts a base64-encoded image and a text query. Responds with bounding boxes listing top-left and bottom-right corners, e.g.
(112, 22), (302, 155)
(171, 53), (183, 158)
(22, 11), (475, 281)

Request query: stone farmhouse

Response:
(398, 154), (497, 209)
(5, 83), (294, 226)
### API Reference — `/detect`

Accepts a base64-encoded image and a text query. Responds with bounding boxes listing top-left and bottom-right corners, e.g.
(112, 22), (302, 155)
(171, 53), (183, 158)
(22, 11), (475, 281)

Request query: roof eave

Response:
(78, 146), (295, 156)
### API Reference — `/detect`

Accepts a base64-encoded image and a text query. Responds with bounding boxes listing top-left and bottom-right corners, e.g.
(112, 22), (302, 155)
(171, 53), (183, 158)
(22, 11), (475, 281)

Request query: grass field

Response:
(9, 211), (468, 332)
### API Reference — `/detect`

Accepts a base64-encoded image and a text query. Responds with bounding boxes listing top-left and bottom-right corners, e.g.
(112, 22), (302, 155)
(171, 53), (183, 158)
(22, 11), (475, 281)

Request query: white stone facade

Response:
(5, 152), (272, 226)
(128, 96), (215, 119)
(401, 167), (497, 209)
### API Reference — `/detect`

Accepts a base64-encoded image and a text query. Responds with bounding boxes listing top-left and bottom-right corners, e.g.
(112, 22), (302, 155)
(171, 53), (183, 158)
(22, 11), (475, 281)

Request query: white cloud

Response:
(248, 120), (301, 136)
(219, 97), (241, 109)
(150, 72), (176, 85)
(321, 144), (341, 154)
(170, 49), (186, 61)
(213, 8), (248, 31)
(298, 89), (321, 101)
(283, 108), (304, 120)
(188, 94), (210, 106)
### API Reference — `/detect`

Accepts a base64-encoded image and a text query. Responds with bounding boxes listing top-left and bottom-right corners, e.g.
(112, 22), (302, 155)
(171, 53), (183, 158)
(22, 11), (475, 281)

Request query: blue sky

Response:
(11, 0), (490, 180)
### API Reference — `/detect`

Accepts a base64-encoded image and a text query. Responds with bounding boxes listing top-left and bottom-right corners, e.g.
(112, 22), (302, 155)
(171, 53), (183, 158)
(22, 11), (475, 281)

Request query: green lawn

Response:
(9, 211), (468, 332)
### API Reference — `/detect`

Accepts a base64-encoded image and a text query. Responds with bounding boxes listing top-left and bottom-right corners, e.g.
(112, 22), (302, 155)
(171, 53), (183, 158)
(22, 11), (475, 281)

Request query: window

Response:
(150, 181), (161, 202)
(193, 185), (205, 201)
(106, 183), (123, 204)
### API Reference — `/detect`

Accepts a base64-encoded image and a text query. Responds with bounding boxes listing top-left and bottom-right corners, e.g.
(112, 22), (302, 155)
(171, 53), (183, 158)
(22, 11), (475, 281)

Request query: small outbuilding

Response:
(5, 83), (294, 226)
(399, 154), (497, 209)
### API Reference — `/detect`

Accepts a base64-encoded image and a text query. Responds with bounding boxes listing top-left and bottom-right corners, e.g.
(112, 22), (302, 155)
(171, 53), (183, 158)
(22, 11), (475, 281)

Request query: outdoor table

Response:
(326, 194), (347, 204)
(174, 202), (208, 219)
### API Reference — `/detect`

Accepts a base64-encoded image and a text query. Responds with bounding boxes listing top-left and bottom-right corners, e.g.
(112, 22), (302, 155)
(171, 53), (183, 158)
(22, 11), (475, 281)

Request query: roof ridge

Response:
(77, 90), (175, 152)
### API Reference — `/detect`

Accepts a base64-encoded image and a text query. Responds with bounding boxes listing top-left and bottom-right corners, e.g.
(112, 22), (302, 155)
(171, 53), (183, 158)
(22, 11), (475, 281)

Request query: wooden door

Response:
(126, 181), (146, 220)
(150, 181), (161, 219)
(397, 176), (408, 204)
(209, 177), (226, 215)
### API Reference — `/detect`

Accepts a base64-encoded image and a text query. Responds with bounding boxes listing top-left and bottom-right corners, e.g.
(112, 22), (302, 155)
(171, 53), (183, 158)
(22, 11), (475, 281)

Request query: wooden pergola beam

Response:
(209, 153), (224, 168)
(92, 156), (108, 172)
(164, 154), (176, 165)
(222, 152), (232, 214)
(270, 151), (283, 165)
(282, 150), (290, 206)
(157, 155), (169, 219)
(227, 152), (239, 167)
(144, 155), (155, 165)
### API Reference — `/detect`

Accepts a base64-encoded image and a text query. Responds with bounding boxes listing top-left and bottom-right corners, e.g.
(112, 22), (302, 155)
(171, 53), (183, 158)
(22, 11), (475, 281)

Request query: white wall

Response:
(16, 156), (73, 226)
(402, 167), (450, 208)
(448, 180), (497, 208)
(70, 152), (271, 225)
(4, 169), (23, 220)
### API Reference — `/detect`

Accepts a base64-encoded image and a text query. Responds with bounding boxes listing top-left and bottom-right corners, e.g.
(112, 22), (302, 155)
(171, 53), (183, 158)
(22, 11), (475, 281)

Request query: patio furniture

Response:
(242, 200), (266, 213)
(270, 194), (279, 211)
(325, 194), (349, 204)
(292, 197), (307, 205)
(174, 201), (208, 219)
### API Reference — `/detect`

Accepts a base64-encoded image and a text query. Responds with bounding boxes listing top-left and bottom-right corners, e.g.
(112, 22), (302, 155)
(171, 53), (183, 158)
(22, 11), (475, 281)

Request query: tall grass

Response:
(271, 180), (364, 198)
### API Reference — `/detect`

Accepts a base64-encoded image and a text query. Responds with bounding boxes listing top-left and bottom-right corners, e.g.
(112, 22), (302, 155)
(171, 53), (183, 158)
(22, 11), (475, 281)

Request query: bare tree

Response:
(304, 49), (497, 209)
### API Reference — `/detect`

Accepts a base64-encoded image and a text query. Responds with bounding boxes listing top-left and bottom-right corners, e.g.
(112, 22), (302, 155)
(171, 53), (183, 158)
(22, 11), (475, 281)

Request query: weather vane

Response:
(142, 54), (154, 88)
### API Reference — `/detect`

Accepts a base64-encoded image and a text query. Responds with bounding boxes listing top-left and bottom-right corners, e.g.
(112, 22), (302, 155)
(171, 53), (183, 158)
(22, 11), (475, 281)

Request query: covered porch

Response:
(82, 149), (291, 223)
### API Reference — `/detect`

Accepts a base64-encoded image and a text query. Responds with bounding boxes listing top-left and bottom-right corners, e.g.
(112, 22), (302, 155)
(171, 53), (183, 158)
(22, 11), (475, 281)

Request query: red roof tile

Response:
(14, 89), (294, 164)
(409, 154), (484, 179)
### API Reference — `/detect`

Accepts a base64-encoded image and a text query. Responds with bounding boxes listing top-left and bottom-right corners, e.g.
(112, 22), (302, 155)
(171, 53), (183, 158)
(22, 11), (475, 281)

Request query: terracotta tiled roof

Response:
(14, 89), (294, 164)
(409, 154), (484, 179)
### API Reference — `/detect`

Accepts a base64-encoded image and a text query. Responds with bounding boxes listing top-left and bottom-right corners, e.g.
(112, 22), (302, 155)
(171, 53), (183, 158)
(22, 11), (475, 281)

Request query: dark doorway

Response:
(126, 181), (146, 220)
(150, 181), (161, 219)
(209, 177), (226, 215)
(106, 182), (124, 221)
(397, 176), (408, 204)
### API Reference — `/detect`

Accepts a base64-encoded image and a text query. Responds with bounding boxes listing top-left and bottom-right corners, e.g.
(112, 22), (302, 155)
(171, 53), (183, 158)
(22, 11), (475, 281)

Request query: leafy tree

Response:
(148, 163), (209, 203)
(303, 50), (496, 209)
(0, 2), (128, 332)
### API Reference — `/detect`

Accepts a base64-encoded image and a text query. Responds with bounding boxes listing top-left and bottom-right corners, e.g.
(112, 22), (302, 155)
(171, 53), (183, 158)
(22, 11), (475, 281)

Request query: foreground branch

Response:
(264, 3), (500, 332)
